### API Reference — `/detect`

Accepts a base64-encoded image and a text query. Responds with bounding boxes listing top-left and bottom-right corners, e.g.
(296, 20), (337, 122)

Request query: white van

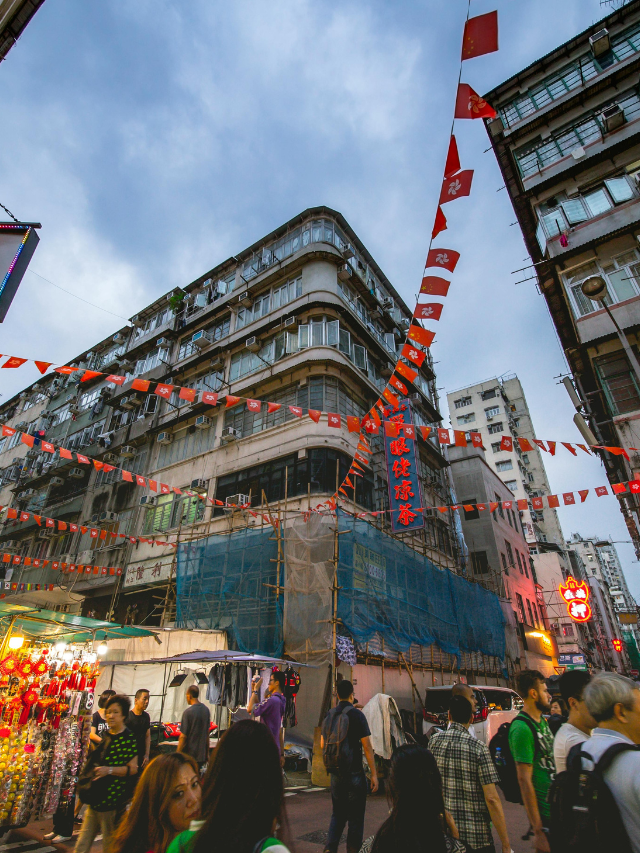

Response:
(422, 684), (523, 745)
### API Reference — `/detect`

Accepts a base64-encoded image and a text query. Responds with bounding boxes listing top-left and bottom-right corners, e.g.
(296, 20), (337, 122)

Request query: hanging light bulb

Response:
(97, 643), (108, 656)
(8, 636), (24, 650)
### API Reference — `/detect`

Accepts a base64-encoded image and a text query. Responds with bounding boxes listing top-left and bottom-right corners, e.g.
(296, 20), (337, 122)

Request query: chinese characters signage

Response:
(559, 576), (592, 623)
(125, 558), (173, 588)
(354, 542), (386, 590)
(383, 399), (424, 533)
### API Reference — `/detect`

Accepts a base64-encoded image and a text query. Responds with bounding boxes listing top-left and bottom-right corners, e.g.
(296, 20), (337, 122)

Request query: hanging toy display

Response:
(0, 636), (98, 830)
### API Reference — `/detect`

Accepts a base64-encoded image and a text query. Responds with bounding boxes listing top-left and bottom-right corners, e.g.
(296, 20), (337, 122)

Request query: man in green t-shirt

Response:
(509, 669), (555, 853)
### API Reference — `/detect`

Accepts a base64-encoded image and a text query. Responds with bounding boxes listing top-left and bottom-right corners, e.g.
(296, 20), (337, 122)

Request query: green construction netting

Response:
(623, 629), (640, 670)
(176, 525), (282, 657)
(337, 512), (506, 661)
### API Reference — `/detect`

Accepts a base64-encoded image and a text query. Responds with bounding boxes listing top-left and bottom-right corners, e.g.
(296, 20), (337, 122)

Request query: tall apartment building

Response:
(484, 1), (640, 557)
(447, 374), (563, 548)
(0, 207), (468, 628)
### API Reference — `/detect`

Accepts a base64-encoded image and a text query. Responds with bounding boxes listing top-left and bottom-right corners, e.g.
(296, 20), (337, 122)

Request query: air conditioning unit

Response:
(25, 449), (38, 460)
(225, 493), (250, 507)
(140, 495), (157, 507)
(18, 489), (35, 500)
(221, 426), (239, 443)
(370, 307), (383, 320)
(382, 298), (394, 311)
(15, 422), (27, 431)
(50, 477), (64, 486)
(601, 103), (625, 133)
(99, 387), (112, 398)
(113, 333), (126, 344)
(191, 478), (208, 490)
(381, 363), (394, 378)
(209, 356), (224, 371)
(2, 541), (16, 550)
(398, 318), (411, 332)
(120, 395), (141, 410)
(589, 28), (610, 57)
(120, 445), (136, 458)
(38, 528), (55, 538)
(238, 291), (252, 308)
(486, 415), (494, 421)
(409, 393), (422, 404)
(90, 513), (99, 523)
(194, 415), (211, 430)
(157, 432), (173, 445)
(69, 404), (81, 415)
(69, 467), (84, 479)
(245, 337), (260, 352)
(156, 337), (169, 347)
(341, 244), (355, 260)
(190, 330), (210, 350)
(103, 452), (119, 465)
(99, 511), (118, 523)
(284, 317), (298, 330)
(337, 263), (354, 282)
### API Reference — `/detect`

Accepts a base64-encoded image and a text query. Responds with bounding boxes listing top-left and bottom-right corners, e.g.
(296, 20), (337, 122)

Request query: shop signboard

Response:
(383, 399), (424, 534)
(124, 557), (173, 588)
(354, 542), (386, 590)
(0, 223), (40, 322)
(558, 653), (587, 670)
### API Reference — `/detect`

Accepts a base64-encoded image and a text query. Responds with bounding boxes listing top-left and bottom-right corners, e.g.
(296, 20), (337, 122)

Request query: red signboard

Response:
(559, 576), (592, 623)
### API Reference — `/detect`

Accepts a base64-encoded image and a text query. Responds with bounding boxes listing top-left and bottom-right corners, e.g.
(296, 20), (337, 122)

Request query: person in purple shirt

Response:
(248, 670), (287, 762)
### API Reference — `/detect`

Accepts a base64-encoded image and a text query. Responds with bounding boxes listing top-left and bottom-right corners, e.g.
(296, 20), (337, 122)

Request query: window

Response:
(481, 389), (496, 401)
(505, 480), (518, 492)
(501, 553), (508, 574)
(236, 277), (301, 330)
(142, 493), (205, 534)
(78, 387), (101, 411)
(522, 453), (529, 464)
(484, 406), (500, 418)
(156, 421), (218, 469)
(526, 599), (535, 627)
(488, 422), (503, 434)
(605, 177), (634, 204)
(495, 493), (504, 519)
(515, 593), (525, 624)
(488, 442), (500, 454)
(471, 551), (489, 574)
(506, 541), (514, 568)
(595, 350), (640, 415)
(462, 502), (479, 521)
(178, 316), (230, 361)
(134, 347), (169, 376)
(561, 623), (575, 637)
(523, 557), (529, 579)
(496, 460), (513, 472)
(457, 413), (475, 425)
(516, 550), (523, 574)
(454, 396), (472, 409)
(131, 307), (173, 341)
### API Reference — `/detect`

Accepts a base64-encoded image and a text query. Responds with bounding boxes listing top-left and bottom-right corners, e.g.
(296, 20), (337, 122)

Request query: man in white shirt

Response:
(582, 672), (640, 852)
(553, 669), (596, 773)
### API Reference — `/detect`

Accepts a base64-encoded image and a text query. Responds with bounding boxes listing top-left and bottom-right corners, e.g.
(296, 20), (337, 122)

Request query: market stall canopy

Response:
(99, 649), (312, 666)
(0, 602), (156, 643)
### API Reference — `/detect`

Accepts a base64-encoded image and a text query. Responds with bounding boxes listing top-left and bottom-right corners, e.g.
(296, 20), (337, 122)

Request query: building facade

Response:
(0, 207), (468, 628)
(449, 444), (558, 676)
(484, 0), (640, 557)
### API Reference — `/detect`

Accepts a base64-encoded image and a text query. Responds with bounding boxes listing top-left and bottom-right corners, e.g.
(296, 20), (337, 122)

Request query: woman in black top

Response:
(75, 694), (138, 853)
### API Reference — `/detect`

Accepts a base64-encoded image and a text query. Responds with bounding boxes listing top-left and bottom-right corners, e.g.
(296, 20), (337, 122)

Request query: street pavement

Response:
(10, 780), (534, 853)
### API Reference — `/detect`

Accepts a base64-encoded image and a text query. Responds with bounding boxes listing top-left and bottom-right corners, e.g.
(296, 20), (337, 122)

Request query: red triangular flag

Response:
(34, 361), (53, 374)
(533, 440), (548, 453)
(246, 399), (261, 412)
(444, 135), (461, 179)
(308, 409), (321, 423)
(384, 421), (399, 437)
(131, 378), (150, 392)
(561, 443), (577, 456)
(347, 416), (360, 433)
(2, 357), (27, 369)
(454, 84), (497, 119)
(179, 387), (197, 402)
(419, 426), (431, 441)
(578, 490), (589, 502)
(401, 343), (426, 367)
(226, 395), (241, 408)
(461, 11), (499, 60)
(81, 370), (102, 383)
(389, 376), (408, 395)
(426, 248), (460, 273)
(267, 402), (281, 413)
(439, 170), (474, 205)
(432, 206), (447, 238)
(517, 437), (533, 452)
(547, 441), (557, 456)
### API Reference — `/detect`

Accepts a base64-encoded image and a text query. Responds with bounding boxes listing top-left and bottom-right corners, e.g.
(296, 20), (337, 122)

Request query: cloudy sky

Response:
(1, 0), (638, 597)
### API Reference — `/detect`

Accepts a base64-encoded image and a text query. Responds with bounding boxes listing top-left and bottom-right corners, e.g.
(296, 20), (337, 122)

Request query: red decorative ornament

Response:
(0, 655), (18, 676)
(18, 659), (34, 677)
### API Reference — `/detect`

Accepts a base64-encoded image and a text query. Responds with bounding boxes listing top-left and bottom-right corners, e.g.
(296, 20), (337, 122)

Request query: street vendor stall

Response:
(0, 603), (153, 830)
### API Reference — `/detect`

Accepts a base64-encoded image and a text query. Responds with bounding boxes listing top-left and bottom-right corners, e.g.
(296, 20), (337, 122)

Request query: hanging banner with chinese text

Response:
(383, 398), (425, 533)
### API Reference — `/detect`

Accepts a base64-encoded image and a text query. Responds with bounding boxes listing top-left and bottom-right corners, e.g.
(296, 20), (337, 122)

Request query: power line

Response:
(27, 269), (131, 323)
(0, 202), (19, 224)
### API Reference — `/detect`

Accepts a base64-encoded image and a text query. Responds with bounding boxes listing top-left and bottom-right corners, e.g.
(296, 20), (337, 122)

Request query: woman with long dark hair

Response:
(370, 744), (466, 853)
(167, 719), (291, 853)
(111, 753), (202, 853)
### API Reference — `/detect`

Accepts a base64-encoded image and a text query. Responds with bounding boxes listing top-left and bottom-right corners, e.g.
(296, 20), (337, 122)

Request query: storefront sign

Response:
(124, 558), (173, 588)
(354, 543), (386, 589)
(383, 399), (424, 533)
(559, 576), (591, 623)
(558, 653), (587, 670)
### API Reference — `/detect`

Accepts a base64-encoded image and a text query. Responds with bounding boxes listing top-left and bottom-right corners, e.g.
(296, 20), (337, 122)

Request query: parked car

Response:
(422, 684), (523, 745)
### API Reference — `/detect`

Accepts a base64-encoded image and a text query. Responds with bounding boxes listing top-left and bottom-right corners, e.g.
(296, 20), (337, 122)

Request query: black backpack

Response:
(488, 713), (539, 804)
(321, 704), (354, 775)
(549, 740), (640, 853)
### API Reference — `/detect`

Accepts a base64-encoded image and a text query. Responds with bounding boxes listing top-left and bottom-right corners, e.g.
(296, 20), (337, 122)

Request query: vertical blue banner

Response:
(383, 399), (425, 533)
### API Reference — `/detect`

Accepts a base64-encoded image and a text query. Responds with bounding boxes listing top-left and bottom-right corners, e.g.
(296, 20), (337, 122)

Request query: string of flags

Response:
(1, 558), (123, 575)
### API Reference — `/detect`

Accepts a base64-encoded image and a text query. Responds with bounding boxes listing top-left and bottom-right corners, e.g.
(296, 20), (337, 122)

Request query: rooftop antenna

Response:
(600, 0), (630, 8)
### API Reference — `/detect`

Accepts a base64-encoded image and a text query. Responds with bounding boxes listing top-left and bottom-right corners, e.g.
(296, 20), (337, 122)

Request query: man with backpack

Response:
(508, 670), (555, 852)
(553, 669), (595, 773)
(578, 672), (640, 851)
(321, 680), (378, 853)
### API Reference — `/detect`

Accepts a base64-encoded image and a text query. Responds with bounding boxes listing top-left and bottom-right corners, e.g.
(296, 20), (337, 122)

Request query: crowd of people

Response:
(38, 669), (640, 853)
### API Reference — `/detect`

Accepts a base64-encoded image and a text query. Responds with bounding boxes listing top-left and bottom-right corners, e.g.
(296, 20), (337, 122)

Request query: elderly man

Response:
(582, 672), (640, 852)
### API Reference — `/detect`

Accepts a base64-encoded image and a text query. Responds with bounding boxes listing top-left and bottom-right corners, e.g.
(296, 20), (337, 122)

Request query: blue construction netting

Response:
(337, 512), (506, 661)
(176, 525), (282, 657)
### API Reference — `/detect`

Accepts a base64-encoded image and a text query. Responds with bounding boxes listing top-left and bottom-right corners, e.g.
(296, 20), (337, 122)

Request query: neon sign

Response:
(612, 638), (623, 652)
(559, 576), (592, 623)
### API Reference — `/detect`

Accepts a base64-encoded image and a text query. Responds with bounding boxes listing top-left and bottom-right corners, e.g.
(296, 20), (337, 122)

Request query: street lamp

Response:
(581, 276), (640, 385)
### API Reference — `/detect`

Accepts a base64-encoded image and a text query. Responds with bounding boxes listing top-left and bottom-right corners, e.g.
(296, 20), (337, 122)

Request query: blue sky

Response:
(1, 0), (638, 598)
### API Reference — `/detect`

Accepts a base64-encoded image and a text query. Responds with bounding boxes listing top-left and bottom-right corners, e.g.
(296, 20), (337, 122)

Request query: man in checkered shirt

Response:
(430, 695), (511, 853)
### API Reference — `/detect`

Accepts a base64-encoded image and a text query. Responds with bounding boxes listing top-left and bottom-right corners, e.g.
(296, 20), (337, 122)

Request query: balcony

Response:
(126, 316), (178, 357)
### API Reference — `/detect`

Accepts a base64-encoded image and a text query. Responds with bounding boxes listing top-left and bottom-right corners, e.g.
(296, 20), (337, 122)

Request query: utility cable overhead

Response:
(27, 269), (131, 323)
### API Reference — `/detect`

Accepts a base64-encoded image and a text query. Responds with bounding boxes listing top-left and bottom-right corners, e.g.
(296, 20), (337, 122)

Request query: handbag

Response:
(77, 733), (113, 807)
